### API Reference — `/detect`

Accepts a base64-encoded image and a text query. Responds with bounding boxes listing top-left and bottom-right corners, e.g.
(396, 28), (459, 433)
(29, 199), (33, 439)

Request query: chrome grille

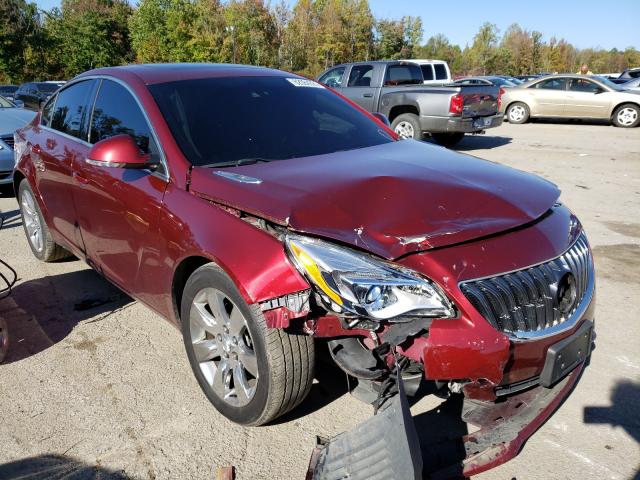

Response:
(0, 135), (14, 150)
(460, 233), (593, 339)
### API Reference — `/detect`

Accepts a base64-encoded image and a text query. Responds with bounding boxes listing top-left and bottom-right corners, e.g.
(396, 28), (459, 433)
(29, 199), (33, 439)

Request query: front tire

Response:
(391, 113), (423, 140)
(612, 103), (640, 128)
(180, 263), (314, 426)
(431, 132), (465, 148)
(18, 180), (71, 262)
(506, 102), (530, 124)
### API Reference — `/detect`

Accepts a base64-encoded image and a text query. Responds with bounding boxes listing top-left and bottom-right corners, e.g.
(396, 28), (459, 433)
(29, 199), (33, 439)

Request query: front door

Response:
(565, 78), (611, 118)
(72, 78), (168, 299)
(343, 64), (377, 110)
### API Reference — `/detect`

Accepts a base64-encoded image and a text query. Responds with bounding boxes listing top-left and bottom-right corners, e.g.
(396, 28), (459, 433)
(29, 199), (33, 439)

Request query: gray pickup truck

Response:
(318, 60), (504, 147)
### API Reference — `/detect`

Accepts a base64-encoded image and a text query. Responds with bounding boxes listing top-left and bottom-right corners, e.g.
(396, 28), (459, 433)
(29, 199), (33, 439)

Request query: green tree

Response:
(468, 22), (499, 74)
(45, 0), (132, 78)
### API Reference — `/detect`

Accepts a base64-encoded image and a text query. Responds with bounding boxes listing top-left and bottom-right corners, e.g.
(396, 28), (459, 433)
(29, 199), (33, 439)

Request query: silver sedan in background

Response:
(501, 74), (640, 127)
(0, 95), (37, 194)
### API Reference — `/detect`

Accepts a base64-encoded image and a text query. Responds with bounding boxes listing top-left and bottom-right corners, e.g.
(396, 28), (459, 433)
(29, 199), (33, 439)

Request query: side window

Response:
(51, 80), (95, 140)
(90, 79), (163, 171)
(569, 79), (600, 93)
(347, 65), (374, 87)
(41, 95), (56, 126)
(384, 64), (423, 86)
(420, 65), (434, 81)
(533, 78), (567, 90)
(434, 64), (448, 80)
(318, 67), (345, 88)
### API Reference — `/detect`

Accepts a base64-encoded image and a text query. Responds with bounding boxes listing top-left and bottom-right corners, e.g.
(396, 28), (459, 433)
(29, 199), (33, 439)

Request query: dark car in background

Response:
(454, 75), (519, 87)
(0, 85), (18, 102)
(14, 82), (62, 110)
(13, 63), (595, 476)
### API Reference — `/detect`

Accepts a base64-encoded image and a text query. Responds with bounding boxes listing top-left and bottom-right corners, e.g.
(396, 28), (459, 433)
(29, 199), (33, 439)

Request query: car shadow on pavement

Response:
(0, 269), (132, 364)
(427, 135), (512, 151)
(529, 118), (612, 127)
(0, 209), (21, 229)
(584, 379), (640, 477)
(0, 454), (130, 479)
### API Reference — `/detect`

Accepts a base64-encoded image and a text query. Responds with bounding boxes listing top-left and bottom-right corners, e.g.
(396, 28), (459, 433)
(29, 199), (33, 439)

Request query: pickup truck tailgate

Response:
(458, 85), (500, 117)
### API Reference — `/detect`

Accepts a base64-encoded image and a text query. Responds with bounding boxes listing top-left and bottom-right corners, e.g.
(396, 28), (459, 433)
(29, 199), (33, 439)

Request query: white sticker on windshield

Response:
(286, 78), (323, 88)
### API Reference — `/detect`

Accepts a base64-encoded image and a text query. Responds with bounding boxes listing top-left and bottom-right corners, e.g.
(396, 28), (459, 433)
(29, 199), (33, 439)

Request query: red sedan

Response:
(13, 64), (595, 476)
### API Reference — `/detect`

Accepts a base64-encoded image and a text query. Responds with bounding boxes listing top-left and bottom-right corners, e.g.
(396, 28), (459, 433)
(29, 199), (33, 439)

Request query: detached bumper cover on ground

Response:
(309, 356), (589, 480)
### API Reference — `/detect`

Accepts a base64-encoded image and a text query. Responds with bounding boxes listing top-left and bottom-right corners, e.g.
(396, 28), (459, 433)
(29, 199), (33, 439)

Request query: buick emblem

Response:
(556, 272), (577, 316)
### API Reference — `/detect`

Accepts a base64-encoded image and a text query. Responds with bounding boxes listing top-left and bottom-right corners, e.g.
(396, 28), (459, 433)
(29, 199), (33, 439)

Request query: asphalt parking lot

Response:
(0, 121), (638, 480)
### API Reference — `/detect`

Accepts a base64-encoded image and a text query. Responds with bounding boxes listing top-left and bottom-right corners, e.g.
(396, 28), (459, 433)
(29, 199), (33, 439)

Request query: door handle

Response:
(363, 93), (373, 98)
(73, 171), (89, 185)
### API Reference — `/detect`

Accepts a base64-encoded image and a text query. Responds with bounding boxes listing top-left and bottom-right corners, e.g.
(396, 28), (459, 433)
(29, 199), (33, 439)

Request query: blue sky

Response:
(34, 0), (639, 50)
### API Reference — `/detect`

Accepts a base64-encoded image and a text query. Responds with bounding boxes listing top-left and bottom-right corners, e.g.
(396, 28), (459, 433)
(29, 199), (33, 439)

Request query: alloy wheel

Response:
(394, 121), (415, 139)
(21, 189), (43, 253)
(189, 287), (258, 407)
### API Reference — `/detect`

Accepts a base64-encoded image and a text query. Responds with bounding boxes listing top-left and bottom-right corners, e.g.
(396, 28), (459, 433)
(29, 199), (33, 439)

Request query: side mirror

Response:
(86, 134), (156, 169)
(13, 99), (24, 108)
(372, 112), (391, 127)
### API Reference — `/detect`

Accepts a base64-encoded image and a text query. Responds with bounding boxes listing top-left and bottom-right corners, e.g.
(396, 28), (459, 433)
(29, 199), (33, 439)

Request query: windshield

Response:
(149, 76), (394, 167)
(593, 76), (623, 91)
(36, 83), (61, 93)
(0, 96), (14, 108)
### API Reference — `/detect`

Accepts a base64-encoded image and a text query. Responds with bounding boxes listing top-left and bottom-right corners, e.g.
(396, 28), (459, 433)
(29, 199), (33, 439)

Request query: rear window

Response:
(0, 86), (17, 94)
(384, 64), (423, 86)
(420, 65), (434, 81)
(434, 64), (448, 80)
(149, 76), (393, 167)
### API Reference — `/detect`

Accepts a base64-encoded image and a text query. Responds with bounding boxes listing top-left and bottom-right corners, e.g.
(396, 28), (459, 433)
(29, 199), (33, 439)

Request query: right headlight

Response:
(285, 234), (456, 321)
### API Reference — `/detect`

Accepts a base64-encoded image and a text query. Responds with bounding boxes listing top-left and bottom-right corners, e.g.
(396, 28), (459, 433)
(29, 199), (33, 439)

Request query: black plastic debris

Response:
(307, 371), (422, 480)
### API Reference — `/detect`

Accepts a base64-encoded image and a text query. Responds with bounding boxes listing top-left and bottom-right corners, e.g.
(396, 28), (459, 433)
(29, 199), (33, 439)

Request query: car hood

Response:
(0, 108), (37, 136)
(189, 140), (560, 259)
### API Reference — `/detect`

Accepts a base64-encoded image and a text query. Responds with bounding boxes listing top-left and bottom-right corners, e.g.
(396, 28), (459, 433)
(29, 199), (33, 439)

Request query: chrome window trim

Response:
(458, 233), (595, 342)
(46, 74), (169, 182)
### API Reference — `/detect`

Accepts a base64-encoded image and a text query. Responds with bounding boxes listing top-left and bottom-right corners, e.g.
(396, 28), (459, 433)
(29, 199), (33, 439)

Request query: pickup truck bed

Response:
(318, 61), (503, 147)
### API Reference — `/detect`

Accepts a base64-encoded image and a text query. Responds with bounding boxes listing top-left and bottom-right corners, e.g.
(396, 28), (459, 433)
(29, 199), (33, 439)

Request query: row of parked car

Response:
(316, 59), (640, 143)
(1, 61), (639, 193)
(0, 81), (66, 110)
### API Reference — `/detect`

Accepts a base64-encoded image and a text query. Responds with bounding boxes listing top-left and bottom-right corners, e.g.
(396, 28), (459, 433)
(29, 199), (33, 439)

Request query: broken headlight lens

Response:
(285, 234), (455, 321)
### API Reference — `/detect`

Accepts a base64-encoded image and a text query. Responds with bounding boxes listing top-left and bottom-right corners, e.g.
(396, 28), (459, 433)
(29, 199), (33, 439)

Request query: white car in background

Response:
(404, 59), (452, 84)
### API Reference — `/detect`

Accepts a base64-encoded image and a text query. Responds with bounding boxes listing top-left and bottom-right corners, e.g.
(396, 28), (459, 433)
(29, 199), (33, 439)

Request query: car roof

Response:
(77, 63), (299, 85)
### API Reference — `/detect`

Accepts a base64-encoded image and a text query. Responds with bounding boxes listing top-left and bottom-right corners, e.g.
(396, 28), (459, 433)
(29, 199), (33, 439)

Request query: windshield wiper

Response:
(200, 158), (273, 168)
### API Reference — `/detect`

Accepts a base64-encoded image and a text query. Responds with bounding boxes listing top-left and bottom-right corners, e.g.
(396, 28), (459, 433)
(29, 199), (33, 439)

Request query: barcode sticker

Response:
(286, 78), (323, 88)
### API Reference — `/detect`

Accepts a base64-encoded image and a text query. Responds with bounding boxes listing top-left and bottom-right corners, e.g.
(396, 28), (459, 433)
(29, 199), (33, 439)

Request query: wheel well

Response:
(388, 105), (419, 123)
(611, 102), (640, 119)
(171, 256), (212, 325)
(13, 170), (25, 196)
(506, 100), (527, 111)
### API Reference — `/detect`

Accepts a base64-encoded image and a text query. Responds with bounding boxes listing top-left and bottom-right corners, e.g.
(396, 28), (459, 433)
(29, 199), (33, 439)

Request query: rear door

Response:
(342, 64), (377, 111)
(34, 79), (98, 250)
(72, 78), (168, 298)
(565, 78), (611, 118)
(528, 77), (568, 116)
